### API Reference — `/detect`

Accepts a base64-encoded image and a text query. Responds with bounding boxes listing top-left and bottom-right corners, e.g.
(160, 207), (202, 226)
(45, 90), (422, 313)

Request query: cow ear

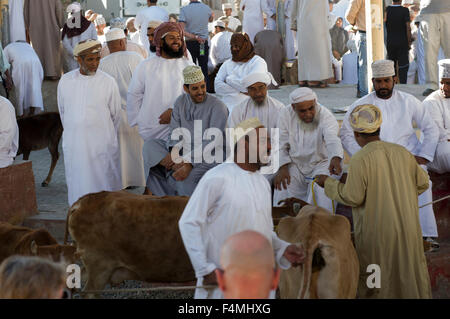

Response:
(30, 240), (38, 255)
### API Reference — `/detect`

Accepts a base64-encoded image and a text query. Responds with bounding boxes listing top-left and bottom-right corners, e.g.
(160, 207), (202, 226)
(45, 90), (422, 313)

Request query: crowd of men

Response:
(0, 0), (449, 299)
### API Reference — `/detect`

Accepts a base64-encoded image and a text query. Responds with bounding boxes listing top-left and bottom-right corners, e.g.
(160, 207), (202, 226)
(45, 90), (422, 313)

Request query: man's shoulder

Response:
(0, 95), (15, 113)
(423, 90), (443, 103)
(206, 94), (227, 108)
(200, 163), (236, 184)
(59, 69), (79, 82)
(267, 96), (285, 109)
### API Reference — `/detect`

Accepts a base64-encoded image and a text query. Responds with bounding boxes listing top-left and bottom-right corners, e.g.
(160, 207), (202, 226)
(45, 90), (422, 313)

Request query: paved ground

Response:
(11, 81), (429, 222)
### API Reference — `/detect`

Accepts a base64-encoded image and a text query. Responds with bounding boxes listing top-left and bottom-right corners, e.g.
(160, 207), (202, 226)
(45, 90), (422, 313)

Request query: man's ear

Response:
(271, 268), (281, 291)
(183, 84), (190, 94)
(215, 269), (226, 292)
(76, 56), (83, 65)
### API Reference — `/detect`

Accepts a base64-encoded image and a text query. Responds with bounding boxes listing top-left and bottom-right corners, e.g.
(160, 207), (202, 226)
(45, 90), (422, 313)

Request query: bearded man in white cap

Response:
(100, 22), (148, 59)
(228, 72), (283, 137)
(57, 39), (122, 206)
(219, 3), (234, 20)
(424, 59), (450, 174)
(99, 29), (146, 189)
(62, 3), (97, 71)
(179, 117), (305, 299)
(340, 59), (440, 247)
(142, 65), (228, 196)
(126, 17), (140, 44)
(316, 104), (432, 299)
(146, 20), (163, 58)
(273, 87), (343, 212)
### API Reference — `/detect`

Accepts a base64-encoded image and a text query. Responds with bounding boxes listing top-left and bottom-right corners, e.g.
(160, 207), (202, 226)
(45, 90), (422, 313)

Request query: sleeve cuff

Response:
(275, 241), (291, 270)
(195, 263), (217, 279)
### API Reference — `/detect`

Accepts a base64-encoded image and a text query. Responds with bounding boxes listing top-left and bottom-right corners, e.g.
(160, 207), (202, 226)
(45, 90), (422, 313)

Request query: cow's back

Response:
(69, 191), (195, 282)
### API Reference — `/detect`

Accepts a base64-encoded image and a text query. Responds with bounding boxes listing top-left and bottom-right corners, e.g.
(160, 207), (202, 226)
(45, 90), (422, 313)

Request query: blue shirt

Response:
(179, 1), (212, 39)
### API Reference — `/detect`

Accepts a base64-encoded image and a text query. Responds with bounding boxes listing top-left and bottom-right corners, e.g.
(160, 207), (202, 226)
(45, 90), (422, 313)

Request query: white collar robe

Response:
(127, 55), (193, 142)
(339, 89), (440, 238)
(99, 51), (146, 188)
(57, 69), (122, 206)
(179, 162), (291, 299)
(0, 96), (19, 168)
(3, 42), (44, 116)
(214, 55), (268, 113)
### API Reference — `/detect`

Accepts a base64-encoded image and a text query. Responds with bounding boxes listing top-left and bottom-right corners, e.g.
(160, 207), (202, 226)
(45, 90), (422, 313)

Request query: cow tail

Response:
(64, 203), (79, 245)
(297, 240), (319, 299)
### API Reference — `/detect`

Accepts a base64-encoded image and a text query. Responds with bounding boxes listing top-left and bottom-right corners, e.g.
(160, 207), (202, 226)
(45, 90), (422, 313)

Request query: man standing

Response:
(0, 96), (18, 168)
(144, 66), (228, 196)
(215, 33), (268, 112)
(263, 0), (277, 30)
(346, 0), (368, 97)
(9, 0), (26, 43)
(135, 0), (169, 53)
(126, 17), (140, 44)
(228, 72), (283, 137)
(99, 29), (146, 189)
(94, 15), (107, 44)
(57, 40), (122, 206)
(339, 59), (440, 246)
(425, 59), (450, 174)
(273, 87), (343, 212)
(216, 230), (281, 299)
(291, 0), (333, 88)
(219, 3), (234, 20)
(418, 0), (450, 96)
(240, 0), (265, 43)
(179, 0), (214, 91)
(3, 41), (44, 117)
(145, 20), (163, 58)
(316, 104), (432, 299)
(24, 0), (64, 80)
(179, 118), (305, 299)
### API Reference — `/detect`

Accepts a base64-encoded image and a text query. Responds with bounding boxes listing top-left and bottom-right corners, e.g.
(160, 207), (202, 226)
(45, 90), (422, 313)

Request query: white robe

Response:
(240, 0), (265, 43)
(99, 51), (146, 188)
(100, 40), (148, 60)
(279, 0), (297, 61)
(342, 51), (358, 84)
(209, 31), (232, 67)
(134, 6), (169, 53)
(292, 0), (333, 81)
(62, 23), (98, 71)
(57, 69), (122, 206)
(129, 31), (141, 45)
(273, 104), (343, 212)
(9, 0), (26, 43)
(340, 90), (440, 237)
(0, 96), (19, 168)
(424, 90), (450, 174)
(3, 42), (43, 116)
(215, 55), (268, 113)
(127, 55), (193, 142)
(179, 162), (291, 299)
(263, 0), (277, 30)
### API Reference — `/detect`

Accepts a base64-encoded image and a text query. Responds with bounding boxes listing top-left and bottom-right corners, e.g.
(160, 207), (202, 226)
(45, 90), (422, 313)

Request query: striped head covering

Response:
(152, 22), (187, 58)
(350, 104), (383, 133)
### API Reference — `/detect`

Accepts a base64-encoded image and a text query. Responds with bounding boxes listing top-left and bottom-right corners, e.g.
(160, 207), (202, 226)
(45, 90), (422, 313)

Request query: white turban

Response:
(73, 39), (102, 57)
(233, 117), (264, 144)
(126, 17), (135, 25)
(222, 3), (232, 10)
(227, 17), (241, 32)
(438, 59), (450, 79)
(289, 87), (318, 104)
(241, 72), (277, 88)
(105, 28), (126, 42)
(66, 2), (81, 13)
(213, 20), (226, 28)
(95, 15), (106, 26)
(148, 20), (163, 29)
(372, 60), (395, 78)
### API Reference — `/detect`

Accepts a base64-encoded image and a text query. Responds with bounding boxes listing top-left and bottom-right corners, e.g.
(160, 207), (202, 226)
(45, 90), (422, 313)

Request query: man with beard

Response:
(215, 33), (268, 112)
(143, 66), (228, 196)
(57, 39), (122, 205)
(340, 59), (440, 247)
(228, 72), (283, 138)
(424, 59), (450, 174)
(127, 22), (193, 194)
(179, 118), (305, 299)
(146, 20), (163, 58)
(273, 87), (343, 212)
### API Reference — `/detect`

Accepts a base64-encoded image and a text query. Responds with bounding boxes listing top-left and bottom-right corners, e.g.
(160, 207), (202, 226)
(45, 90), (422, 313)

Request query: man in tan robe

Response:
(316, 104), (432, 299)
(24, 0), (64, 79)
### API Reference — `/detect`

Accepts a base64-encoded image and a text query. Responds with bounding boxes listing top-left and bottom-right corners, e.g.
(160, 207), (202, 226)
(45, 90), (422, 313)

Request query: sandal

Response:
(308, 81), (328, 88)
(298, 81), (308, 87)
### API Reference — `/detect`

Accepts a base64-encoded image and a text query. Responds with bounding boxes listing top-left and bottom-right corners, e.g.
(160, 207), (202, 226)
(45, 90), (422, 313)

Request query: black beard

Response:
(161, 41), (184, 58)
(375, 88), (393, 99)
(149, 44), (156, 53)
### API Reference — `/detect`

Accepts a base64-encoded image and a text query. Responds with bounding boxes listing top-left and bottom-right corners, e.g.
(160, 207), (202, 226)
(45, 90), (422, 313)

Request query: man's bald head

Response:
(216, 230), (280, 299)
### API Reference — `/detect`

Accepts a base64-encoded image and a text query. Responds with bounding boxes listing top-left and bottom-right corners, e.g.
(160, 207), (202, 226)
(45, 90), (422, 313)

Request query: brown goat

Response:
(16, 112), (63, 186)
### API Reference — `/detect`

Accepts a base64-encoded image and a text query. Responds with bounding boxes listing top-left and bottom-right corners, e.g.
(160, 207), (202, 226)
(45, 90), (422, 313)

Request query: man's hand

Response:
(328, 156), (342, 176)
(172, 163), (193, 181)
(4, 70), (13, 90)
(415, 156), (429, 165)
(332, 50), (341, 60)
(283, 244), (305, 267)
(159, 108), (173, 124)
(274, 165), (290, 190)
(315, 174), (328, 188)
(159, 153), (175, 170)
(340, 173), (348, 184)
(203, 271), (218, 285)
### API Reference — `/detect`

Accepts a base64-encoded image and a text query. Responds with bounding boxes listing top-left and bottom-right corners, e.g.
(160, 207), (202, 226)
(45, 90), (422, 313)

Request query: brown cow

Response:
(65, 191), (301, 296)
(0, 222), (77, 264)
(277, 205), (359, 299)
(16, 112), (63, 187)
